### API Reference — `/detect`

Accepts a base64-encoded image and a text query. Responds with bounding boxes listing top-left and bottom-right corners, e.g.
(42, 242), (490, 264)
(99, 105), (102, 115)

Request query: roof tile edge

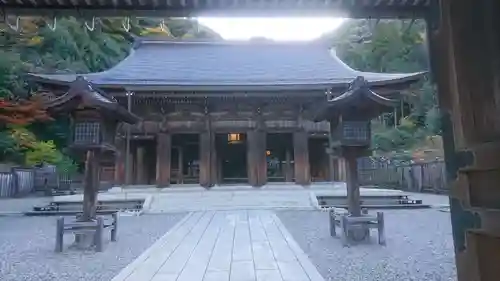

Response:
(132, 36), (327, 48)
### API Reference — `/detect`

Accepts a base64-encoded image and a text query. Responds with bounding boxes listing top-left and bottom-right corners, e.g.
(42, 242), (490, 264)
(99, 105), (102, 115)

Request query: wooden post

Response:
(55, 217), (64, 252)
(95, 217), (104, 252)
(111, 212), (118, 242)
(199, 131), (214, 188)
(427, 1), (500, 280)
(156, 133), (171, 187)
(211, 138), (217, 186)
(329, 154), (335, 182)
(136, 146), (145, 184)
(178, 147), (184, 184)
(345, 148), (361, 217)
(293, 131), (310, 186)
(113, 137), (125, 186)
(257, 131), (267, 186)
(247, 131), (258, 187)
(82, 150), (99, 221)
(285, 148), (293, 182)
(247, 130), (267, 187)
(329, 209), (336, 237)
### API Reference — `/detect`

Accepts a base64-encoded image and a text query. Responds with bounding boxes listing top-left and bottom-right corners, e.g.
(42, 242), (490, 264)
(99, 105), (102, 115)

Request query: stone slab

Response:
(111, 210), (325, 281)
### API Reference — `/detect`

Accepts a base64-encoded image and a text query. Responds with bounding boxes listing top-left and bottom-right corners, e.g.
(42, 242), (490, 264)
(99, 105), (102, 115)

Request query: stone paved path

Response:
(111, 211), (325, 281)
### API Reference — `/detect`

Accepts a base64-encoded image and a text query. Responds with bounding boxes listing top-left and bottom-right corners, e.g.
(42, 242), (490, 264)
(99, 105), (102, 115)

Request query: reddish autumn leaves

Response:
(0, 97), (51, 126)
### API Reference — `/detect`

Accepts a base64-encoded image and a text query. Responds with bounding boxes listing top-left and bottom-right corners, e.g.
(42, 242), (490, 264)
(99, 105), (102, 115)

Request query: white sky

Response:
(197, 17), (346, 41)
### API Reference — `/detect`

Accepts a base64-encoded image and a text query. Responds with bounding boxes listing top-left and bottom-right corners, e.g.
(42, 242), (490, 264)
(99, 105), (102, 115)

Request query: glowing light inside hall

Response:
(228, 133), (242, 144)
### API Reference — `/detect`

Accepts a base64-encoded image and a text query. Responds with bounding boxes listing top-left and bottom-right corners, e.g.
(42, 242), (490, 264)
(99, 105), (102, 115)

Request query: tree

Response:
(0, 17), (221, 166)
(325, 19), (440, 157)
(0, 97), (50, 126)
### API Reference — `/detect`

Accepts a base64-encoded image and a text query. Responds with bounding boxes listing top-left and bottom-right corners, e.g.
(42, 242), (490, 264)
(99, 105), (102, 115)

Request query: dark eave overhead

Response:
(2, 0), (431, 18)
(27, 37), (426, 92)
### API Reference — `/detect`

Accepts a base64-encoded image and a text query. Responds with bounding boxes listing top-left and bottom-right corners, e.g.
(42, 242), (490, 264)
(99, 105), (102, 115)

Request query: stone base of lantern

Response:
(55, 213), (119, 253)
(329, 208), (386, 246)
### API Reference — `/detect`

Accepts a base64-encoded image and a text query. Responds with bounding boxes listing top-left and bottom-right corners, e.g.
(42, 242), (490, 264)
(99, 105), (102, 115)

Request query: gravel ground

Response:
(0, 213), (186, 281)
(277, 209), (456, 281)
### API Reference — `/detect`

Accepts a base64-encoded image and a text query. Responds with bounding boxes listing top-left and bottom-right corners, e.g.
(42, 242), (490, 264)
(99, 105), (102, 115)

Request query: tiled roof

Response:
(28, 38), (425, 91)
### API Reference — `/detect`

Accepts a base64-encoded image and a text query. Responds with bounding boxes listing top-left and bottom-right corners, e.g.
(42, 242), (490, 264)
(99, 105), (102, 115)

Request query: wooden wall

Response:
(428, 1), (500, 280)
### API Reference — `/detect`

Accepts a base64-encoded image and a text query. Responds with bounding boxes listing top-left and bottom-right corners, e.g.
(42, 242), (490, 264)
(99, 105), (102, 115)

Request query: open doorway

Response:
(266, 133), (294, 182)
(216, 133), (247, 184)
(309, 136), (330, 182)
(131, 139), (157, 185)
(171, 134), (200, 184)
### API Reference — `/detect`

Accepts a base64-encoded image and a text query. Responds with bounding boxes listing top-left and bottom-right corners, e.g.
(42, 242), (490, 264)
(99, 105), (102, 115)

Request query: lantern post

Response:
(315, 76), (398, 245)
(42, 76), (140, 250)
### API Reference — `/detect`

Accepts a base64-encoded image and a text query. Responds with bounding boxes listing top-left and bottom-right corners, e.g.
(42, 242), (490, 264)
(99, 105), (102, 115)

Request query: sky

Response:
(197, 17), (346, 41)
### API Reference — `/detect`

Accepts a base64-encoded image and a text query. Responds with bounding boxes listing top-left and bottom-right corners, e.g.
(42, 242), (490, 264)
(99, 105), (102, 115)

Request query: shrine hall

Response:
(28, 37), (424, 188)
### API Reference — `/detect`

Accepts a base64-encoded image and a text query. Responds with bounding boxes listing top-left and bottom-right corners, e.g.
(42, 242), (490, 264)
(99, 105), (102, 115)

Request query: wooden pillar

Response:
(156, 133), (171, 187)
(114, 137), (125, 186)
(293, 131), (310, 186)
(247, 131), (258, 187)
(284, 148), (293, 182)
(328, 154), (335, 182)
(345, 148), (361, 216)
(428, 1), (500, 281)
(131, 147), (137, 184)
(257, 131), (267, 186)
(178, 147), (184, 184)
(82, 150), (100, 221)
(211, 139), (218, 186)
(136, 146), (145, 184)
(247, 130), (267, 187)
(199, 131), (215, 188)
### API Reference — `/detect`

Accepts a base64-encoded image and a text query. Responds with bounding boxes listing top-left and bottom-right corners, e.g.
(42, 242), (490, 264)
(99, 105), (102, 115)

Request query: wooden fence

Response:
(0, 165), (80, 198)
(358, 160), (448, 194)
(0, 168), (35, 198)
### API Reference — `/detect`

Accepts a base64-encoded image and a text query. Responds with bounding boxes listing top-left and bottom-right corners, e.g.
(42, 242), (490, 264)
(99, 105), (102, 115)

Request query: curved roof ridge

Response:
(27, 37), (426, 91)
(133, 36), (326, 48)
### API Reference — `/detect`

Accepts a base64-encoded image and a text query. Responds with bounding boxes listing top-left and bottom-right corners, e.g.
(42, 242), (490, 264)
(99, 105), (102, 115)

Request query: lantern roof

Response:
(42, 76), (140, 124)
(314, 76), (398, 121)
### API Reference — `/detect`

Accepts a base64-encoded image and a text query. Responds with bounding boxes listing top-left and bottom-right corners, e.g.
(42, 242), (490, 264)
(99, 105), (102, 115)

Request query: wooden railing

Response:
(358, 160), (447, 194)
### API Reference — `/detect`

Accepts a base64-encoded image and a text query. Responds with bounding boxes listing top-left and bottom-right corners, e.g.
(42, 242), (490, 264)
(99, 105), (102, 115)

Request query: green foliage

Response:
(0, 17), (220, 167)
(0, 130), (22, 162)
(327, 19), (440, 155)
(25, 140), (78, 174)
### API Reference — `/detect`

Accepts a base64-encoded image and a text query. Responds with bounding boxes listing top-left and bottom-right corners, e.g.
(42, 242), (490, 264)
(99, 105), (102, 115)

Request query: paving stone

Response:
(110, 211), (324, 281)
(204, 271), (230, 281)
(207, 213), (235, 272)
(150, 273), (178, 281)
(277, 261), (310, 281)
(157, 212), (215, 275)
(230, 261), (255, 281)
(256, 270), (284, 281)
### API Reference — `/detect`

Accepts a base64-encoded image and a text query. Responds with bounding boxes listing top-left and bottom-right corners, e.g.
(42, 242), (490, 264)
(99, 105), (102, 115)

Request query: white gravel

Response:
(0, 213), (186, 281)
(277, 209), (456, 281)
